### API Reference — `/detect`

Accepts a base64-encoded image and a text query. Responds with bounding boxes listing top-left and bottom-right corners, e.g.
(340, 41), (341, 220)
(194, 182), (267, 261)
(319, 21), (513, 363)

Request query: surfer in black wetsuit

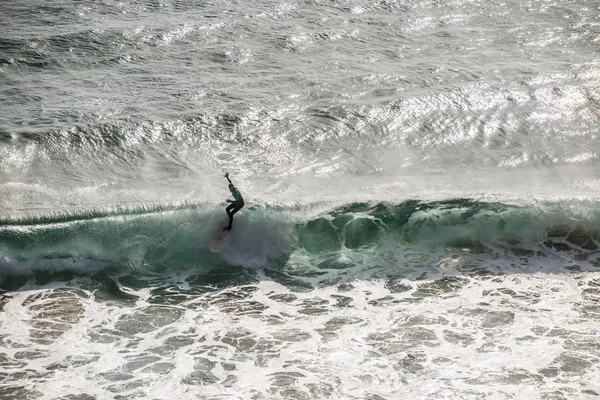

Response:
(224, 172), (244, 230)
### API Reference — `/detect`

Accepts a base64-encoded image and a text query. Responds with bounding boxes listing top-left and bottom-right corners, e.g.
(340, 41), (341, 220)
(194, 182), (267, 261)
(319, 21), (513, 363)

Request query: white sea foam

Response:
(1, 268), (599, 399)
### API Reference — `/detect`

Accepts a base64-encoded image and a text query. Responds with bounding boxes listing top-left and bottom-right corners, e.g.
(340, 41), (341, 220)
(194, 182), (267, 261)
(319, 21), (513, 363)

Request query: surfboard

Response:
(209, 222), (231, 254)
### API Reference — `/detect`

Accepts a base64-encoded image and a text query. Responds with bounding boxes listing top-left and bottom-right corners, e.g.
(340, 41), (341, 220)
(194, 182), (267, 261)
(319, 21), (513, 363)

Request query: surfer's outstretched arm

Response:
(224, 172), (233, 184)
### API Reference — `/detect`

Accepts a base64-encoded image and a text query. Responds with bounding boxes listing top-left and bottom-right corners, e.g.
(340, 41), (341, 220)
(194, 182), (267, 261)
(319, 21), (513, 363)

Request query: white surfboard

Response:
(209, 222), (231, 254)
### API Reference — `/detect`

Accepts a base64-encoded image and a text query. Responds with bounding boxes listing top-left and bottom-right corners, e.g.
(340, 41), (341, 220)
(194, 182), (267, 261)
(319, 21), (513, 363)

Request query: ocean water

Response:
(1, 0), (599, 398)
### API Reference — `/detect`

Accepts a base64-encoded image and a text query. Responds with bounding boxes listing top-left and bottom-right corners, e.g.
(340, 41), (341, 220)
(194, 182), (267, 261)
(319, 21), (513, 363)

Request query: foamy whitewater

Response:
(1, 0), (599, 399)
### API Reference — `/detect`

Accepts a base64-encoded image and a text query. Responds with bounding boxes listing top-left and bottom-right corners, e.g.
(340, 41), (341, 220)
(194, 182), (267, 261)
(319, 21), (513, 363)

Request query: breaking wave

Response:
(0, 199), (599, 290)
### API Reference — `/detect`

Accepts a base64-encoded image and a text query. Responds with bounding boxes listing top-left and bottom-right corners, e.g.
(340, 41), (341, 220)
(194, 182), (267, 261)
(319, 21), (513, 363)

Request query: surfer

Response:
(223, 172), (244, 230)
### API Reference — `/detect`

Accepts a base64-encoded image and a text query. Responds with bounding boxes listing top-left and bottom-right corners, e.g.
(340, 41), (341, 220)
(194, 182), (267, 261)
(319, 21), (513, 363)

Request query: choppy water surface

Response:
(1, 0), (599, 398)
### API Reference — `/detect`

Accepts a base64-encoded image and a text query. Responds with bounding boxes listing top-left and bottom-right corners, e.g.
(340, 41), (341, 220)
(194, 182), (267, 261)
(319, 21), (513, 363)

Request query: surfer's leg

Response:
(226, 203), (235, 215)
(224, 204), (243, 230)
(224, 204), (235, 230)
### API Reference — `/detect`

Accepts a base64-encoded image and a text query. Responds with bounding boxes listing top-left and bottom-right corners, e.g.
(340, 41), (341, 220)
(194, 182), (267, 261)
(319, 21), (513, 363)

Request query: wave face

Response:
(1, 200), (598, 290)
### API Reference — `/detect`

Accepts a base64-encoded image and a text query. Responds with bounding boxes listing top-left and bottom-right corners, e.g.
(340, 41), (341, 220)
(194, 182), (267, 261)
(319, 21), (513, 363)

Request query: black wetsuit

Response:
(225, 187), (244, 229)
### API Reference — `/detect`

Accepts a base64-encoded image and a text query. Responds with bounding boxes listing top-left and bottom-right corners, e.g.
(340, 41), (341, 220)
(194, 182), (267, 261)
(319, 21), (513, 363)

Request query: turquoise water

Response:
(1, 200), (598, 286)
(1, 0), (599, 398)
